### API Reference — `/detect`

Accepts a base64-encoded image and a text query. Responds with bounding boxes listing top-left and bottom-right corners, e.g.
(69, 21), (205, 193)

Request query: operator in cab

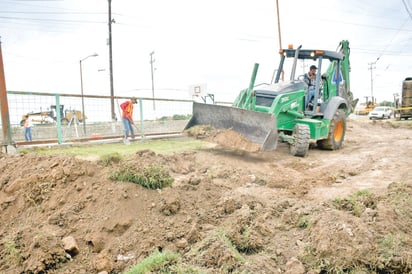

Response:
(304, 65), (317, 110)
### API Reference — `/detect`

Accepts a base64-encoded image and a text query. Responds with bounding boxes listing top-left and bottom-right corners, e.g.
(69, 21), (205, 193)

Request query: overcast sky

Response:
(1, 0), (412, 103)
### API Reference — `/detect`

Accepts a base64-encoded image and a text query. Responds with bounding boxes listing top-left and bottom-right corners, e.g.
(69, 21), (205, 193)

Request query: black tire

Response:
(289, 123), (310, 157)
(317, 109), (346, 150)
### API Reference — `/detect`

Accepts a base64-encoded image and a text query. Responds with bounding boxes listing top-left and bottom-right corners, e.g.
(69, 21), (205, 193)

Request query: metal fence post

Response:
(55, 94), (63, 144)
(139, 98), (144, 139)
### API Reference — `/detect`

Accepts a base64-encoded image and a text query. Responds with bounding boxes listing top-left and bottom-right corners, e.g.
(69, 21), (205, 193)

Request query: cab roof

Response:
(279, 48), (344, 61)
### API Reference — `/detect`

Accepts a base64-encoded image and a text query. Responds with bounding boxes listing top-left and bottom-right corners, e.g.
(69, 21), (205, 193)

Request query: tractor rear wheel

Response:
(289, 123), (310, 157)
(317, 109), (346, 150)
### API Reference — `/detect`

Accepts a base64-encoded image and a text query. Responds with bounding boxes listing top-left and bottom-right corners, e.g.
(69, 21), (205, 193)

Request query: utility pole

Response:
(150, 51), (156, 110)
(368, 58), (378, 103)
(275, 0), (282, 50)
(275, 0), (284, 82)
(108, 0), (115, 121)
(0, 37), (15, 153)
(80, 53), (98, 135)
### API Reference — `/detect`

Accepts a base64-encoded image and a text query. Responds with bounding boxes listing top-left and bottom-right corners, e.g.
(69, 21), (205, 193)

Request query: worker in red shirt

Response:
(120, 97), (138, 142)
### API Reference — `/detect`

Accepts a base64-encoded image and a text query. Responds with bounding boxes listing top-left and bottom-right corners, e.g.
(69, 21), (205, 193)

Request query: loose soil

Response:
(1, 116), (411, 274)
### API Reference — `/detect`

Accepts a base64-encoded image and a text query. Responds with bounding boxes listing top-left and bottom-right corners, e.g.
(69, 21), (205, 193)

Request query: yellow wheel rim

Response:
(333, 120), (344, 142)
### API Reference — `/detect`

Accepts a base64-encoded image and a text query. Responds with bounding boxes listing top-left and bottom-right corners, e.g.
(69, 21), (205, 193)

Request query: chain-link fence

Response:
(2, 91), (194, 144)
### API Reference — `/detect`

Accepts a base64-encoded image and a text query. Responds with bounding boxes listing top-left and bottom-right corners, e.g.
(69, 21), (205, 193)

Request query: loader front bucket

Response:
(185, 102), (278, 151)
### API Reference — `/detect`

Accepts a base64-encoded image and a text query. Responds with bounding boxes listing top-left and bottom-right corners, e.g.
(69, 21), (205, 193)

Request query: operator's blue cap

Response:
(310, 65), (317, 70)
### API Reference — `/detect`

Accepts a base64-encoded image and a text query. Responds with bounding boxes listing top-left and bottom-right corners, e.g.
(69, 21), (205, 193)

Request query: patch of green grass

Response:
(333, 189), (376, 217)
(18, 149), (30, 155)
(296, 211), (311, 229)
(110, 165), (173, 189)
(378, 233), (405, 264)
(188, 227), (247, 270)
(388, 182), (412, 219)
(1, 236), (21, 266)
(98, 152), (122, 167)
(164, 264), (203, 274)
(233, 225), (262, 254)
(22, 138), (207, 158)
(298, 217), (310, 229)
(124, 249), (180, 274)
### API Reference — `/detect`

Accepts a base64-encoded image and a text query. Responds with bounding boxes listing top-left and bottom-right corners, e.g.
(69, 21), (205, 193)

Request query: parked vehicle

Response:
(368, 106), (392, 119)
(354, 97), (377, 115)
(20, 105), (85, 126)
(393, 77), (412, 120)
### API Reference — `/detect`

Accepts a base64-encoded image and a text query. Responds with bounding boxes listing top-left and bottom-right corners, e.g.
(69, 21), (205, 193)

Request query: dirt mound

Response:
(206, 129), (261, 152)
(1, 117), (412, 273)
(185, 125), (261, 152)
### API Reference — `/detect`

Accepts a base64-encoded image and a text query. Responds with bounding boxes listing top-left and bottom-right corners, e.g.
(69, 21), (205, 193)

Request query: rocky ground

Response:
(0, 115), (411, 274)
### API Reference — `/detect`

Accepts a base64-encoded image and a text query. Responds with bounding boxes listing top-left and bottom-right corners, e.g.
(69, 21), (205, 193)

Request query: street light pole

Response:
(150, 51), (155, 110)
(108, 0), (115, 121)
(80, 53), (98, 136)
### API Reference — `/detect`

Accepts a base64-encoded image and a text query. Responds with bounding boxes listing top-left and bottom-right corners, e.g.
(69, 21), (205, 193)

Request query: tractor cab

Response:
(273, 43), (351, 116)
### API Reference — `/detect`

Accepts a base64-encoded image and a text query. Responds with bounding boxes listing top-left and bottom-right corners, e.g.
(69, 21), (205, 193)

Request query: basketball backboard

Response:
(188, 83), (207, 97)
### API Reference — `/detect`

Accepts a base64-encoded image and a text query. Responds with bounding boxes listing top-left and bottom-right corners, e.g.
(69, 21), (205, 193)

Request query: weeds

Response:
(124, 249), (180, 274)
(1, 236), (21, 266)
(18, 149), (29, 155)
(388, 182), (412, 219)
(378, 233), (405, 264)
(297, 211), (311, 229)
(110, 165), (173, 189)
(230, 225), (263, 254)
(99, 152), (122, 167)
(333, 189), (376, 217)
(188, 227), (247, 270)
(298, 218), (310, 228)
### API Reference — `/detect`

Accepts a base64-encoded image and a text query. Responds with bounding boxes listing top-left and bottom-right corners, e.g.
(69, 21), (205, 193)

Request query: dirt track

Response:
(0, 115), (411, 273)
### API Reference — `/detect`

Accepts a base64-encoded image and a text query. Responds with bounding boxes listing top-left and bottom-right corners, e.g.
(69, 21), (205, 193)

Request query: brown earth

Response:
(1, 116), (412, 274)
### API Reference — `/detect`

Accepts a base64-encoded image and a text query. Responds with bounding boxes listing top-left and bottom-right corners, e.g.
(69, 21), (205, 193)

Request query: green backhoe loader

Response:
(185, 40), (358, 157)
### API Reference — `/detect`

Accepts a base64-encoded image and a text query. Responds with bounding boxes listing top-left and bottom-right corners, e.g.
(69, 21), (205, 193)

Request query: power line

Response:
(0, 11), (108, 15)
(373, 18), (411, 61)
(0, 15), (105, 24)
(402, 0), (412, 20)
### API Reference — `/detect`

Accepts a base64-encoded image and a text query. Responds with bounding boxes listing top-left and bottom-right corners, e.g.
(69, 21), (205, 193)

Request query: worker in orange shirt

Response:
(120, 97), (138, 142)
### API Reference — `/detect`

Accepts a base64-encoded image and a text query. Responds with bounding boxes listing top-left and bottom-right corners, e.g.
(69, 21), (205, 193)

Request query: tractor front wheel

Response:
(289, 123), (310, 157)
(317, 109), (346, 150)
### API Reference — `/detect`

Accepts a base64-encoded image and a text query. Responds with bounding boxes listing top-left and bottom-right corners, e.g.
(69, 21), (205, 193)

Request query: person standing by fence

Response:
(23, 115), (33, 141)
(120, 97), (138, 143)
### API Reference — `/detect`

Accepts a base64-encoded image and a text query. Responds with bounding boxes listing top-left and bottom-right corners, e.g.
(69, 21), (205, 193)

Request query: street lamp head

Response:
(81, 53), (99, 62)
